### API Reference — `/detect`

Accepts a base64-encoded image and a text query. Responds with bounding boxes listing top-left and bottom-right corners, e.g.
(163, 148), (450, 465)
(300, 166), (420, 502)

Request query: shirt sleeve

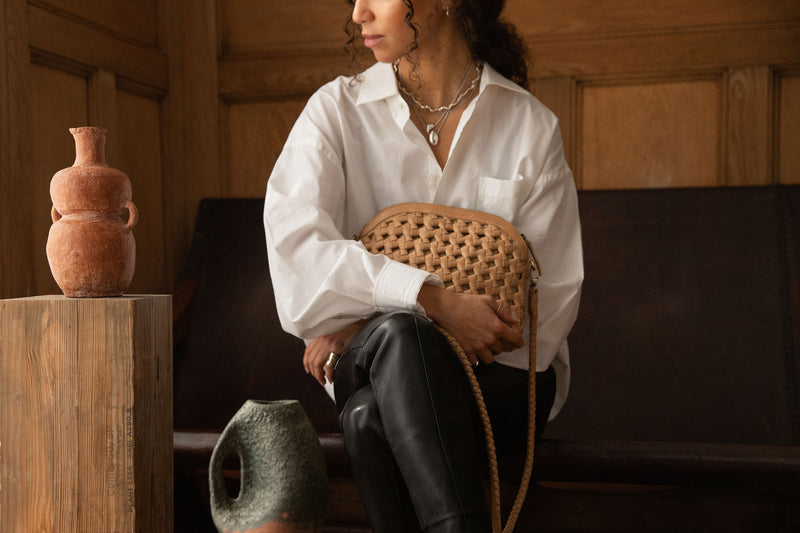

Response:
(515, 122), (584, 416)
(263, 95), (441, 340)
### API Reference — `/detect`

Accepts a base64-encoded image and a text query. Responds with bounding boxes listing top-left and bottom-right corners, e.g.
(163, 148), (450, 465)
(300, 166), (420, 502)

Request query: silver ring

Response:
(325, 351), (338, 368)
(496, 302), (501, 313)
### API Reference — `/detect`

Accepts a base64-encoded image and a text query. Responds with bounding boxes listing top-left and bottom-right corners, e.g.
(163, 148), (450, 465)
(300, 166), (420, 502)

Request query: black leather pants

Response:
(333, 311), (556, 533)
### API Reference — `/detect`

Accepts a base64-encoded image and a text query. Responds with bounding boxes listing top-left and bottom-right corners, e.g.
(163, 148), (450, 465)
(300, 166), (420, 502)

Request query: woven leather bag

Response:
(357, 202), (540, 533)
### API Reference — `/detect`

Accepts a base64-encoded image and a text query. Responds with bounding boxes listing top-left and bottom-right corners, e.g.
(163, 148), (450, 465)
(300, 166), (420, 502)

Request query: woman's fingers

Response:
(455, 300), (519, 357)
(477, 348), (496, 365)
(493, 302), (525, 352)
(303, 341), (327, 385)
(418, 287), (528, 359)
(324, 354), (336, 383)
(495, 302), (520, 326)
(304, 339), (334, 386)
(468, 299), (524, 357)
(304, 319), (369, 386)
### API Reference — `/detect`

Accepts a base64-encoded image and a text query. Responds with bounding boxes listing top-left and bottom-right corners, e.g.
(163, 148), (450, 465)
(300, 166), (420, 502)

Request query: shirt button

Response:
(428, 173), (436, 182)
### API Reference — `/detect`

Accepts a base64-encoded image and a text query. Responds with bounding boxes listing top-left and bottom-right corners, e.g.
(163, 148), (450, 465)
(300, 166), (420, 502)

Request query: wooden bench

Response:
(173, 186), (800, 532)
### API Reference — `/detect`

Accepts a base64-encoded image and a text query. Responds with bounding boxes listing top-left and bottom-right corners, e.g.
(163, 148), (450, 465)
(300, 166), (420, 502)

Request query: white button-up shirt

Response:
(264, 62), (583, 419)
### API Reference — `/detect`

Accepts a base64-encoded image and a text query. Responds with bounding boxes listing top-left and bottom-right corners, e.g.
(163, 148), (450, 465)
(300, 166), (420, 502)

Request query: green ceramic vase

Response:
(209, 400), (328, 533)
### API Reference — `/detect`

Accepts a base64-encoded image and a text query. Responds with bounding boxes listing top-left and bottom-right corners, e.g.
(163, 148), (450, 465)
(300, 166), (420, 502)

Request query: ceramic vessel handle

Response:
(124, 200), (138, 230)
(51, 205), (62, 223)
(209, 424), (237, 513)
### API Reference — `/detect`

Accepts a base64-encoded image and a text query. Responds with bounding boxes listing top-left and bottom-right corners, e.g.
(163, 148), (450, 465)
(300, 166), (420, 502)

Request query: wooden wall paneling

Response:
(1, 0), (35, 299)
(526, 21), (800, 79)
(533, 76), (577, 186)
(777, 70), (800, 184)
(507, 0), (800, 37)
(116, 87), (168, 294)
(223, 97), (308, 198)
(165, 0), (220, 286)
(28, 2), (167, 92)
(89, 69), (119, 149)
(220, 0), (348, 55)
(156, 0), (174, 289)
(218, 1), (373, 100)
(29, 62), (90, 296)
(219, 49), (363, 100)
(727, 66), (771, 186)
(1, 0), (18, 298)
(33, 0), (161, 47)
(578, 74), (724, 190)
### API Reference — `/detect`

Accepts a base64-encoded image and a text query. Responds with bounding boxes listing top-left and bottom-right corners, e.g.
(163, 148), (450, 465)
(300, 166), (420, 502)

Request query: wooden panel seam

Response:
(726, 66), (772, 186)
(527, 21), (800, 77)
(574, 70), (727, 87)
(217, 0), (348, 56)
(1, 0), (35, 299)
(523, 19), (800, 44)
(30, 47), (94, 78)
(219, 48), (372, 100)
(164, 0), (221, 289)
(28, 3), (167, 90)
(89, 69), (118, 139)
(532, 76), (576, 186)
(31, 48), (168, 101)
(29, 0), (159, 52)
(774, 67), (800, 184)
(719, 69), (730, 186)
(116, 76), (168, 101)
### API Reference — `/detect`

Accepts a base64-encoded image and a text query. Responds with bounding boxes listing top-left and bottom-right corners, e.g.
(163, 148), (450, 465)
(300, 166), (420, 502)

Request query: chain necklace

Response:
(409, 103), (450, 146)
(394, 61), (482, 146)
(394, 60), (481, 113)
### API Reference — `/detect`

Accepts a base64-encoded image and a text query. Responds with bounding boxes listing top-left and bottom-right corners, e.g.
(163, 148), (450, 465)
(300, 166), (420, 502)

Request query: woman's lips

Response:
(363, 35), (383, 48)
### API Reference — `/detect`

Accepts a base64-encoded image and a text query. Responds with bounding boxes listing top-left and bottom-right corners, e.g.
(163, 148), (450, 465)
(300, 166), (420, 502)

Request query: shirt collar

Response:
(479, 62), (529, 96)
(356, 60), (528, 106)
(356, 62), (399, 106)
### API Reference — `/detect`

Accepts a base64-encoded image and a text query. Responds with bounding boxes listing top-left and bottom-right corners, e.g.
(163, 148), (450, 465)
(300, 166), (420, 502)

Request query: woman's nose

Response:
(352, 0), (372, 24)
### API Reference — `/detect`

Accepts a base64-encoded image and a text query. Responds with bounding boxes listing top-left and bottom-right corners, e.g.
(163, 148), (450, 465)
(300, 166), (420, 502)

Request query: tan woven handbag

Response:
(357, 202), (540, 533)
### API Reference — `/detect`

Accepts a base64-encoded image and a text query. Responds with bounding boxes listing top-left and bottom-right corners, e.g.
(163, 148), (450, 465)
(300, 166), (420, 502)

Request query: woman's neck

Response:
(394, 37), (474, 110)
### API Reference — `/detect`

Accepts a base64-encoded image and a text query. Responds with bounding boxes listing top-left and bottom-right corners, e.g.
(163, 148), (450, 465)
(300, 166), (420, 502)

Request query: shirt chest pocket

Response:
(476, 176), (532, 223)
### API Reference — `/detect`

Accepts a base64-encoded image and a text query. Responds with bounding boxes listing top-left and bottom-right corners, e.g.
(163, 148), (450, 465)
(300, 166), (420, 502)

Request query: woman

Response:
(264, 0), (583, 531)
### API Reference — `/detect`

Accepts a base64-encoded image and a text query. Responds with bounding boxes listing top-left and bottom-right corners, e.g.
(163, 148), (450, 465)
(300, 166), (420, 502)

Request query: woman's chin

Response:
(372, 53), (399, 64)
(366, 47), (403, 65)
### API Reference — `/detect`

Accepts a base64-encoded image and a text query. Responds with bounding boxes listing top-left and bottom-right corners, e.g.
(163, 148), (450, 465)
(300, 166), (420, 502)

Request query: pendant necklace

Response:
(394, 61), (482, 146)
(412, 106), (448, 146)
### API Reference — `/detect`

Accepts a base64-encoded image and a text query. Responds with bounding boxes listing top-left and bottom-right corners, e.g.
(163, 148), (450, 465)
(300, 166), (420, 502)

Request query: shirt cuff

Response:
(374, 261), (443, 313)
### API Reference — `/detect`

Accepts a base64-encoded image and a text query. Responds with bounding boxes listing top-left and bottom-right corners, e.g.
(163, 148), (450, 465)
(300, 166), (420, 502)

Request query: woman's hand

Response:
(304, 319), (368, 385)
(417, 284), (523, 365)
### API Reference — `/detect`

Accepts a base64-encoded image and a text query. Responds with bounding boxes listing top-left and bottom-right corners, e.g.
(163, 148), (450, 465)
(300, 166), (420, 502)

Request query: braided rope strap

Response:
(357, 202), (540, 533)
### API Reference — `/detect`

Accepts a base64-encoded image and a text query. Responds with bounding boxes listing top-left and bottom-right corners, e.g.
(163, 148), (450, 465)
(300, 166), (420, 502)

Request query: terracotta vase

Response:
(46, 127), (137, 297)
(209, 400), (328, 533)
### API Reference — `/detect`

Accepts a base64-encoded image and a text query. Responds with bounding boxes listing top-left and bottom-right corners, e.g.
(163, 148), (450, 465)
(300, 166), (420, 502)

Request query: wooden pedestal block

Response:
(0, 295), (173, 532)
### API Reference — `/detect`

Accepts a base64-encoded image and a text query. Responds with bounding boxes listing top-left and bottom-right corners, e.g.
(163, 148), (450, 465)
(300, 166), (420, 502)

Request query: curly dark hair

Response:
(344, 0), (529, 89)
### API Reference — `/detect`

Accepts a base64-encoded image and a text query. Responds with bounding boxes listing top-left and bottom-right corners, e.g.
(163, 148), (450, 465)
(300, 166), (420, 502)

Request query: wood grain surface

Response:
(0, 295), (173, 532)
